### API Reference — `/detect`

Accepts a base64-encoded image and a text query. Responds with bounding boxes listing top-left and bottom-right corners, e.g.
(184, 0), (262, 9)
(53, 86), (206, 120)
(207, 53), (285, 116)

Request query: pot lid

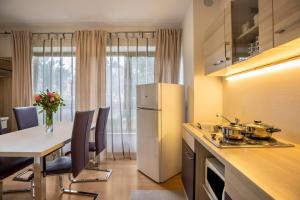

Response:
(243, 120), (273, 129)
(221, 123), (244, 131)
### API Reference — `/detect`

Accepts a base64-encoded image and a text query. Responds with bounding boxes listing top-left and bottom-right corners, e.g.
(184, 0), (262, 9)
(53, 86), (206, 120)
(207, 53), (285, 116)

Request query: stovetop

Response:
(203, 132), (294, 148)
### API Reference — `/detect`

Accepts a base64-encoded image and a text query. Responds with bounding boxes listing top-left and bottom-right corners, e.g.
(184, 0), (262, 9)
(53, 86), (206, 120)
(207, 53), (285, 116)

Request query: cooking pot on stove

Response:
(242, 120), (281, 139)
(219, 123), (245, 140)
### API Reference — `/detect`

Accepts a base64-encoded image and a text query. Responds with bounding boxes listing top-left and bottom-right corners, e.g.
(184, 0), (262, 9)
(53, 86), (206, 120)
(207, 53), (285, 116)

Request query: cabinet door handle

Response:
(185, 150), (194, 160)
(275, 18), (300, 34)
(213, 60), (225, 66)
(275, 29), (286, 34)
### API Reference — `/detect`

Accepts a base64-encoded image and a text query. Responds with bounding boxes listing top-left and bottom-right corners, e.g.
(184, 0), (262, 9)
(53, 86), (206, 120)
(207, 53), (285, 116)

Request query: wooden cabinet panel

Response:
(194, 141), (212, 200)
(273, 0), (300, 46)
(225, 2), (233, 67)
(182, 140), (195, 200)
(204, 11), (226, 75)
(225, 167), (273, 200)
(259, 0), (274, 52)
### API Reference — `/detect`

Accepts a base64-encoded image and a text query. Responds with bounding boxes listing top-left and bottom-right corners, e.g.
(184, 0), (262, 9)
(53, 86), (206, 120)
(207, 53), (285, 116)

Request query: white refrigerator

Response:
(136, 83), (184, 183)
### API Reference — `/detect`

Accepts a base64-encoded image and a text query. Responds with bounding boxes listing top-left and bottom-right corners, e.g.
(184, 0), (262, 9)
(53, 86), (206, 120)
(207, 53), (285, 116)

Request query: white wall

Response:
(182, 2), (194, 122)
(182, 0), (223, 124)
(0, 35), (11, 57)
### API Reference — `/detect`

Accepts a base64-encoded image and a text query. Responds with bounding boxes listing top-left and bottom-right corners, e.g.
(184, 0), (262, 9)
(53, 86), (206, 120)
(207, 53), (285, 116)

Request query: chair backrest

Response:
(95, 107), (110, 155)
(71, 110), (94, 178)
(13, 107), (39, 130)
(0, 119), (2, 134)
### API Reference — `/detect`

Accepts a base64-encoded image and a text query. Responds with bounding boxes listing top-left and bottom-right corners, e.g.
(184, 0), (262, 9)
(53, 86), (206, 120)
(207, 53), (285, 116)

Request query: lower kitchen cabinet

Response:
(225, 167), (272, 200)
(194, 141), (212, 200)
(182, 139), (195, 200)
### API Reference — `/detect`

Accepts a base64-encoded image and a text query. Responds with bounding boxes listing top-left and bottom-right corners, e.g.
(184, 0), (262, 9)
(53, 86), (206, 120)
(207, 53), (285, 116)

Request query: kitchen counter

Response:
(183, 123), (300, 200)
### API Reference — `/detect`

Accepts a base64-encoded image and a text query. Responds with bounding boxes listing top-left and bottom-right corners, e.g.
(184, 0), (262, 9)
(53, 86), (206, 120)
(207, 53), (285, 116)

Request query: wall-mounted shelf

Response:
(236, 25), (258, 43)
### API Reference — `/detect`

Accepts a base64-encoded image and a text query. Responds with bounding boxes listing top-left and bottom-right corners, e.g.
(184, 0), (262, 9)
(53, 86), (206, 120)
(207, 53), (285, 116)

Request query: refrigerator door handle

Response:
(137, 107), (161, 111)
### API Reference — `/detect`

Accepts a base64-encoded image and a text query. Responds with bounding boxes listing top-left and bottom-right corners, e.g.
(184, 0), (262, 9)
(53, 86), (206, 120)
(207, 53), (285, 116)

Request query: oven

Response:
(204, 158), (225, 200)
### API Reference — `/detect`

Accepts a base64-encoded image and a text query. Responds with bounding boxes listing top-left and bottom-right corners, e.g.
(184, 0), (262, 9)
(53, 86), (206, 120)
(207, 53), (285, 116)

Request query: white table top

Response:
(0, 122), (73, 158)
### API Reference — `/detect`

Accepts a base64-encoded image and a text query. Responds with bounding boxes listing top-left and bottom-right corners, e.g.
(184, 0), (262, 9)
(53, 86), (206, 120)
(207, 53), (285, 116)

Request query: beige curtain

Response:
(75, 30), (107, 111)
(11, 31), (33, 130)
(11, 31), (33, 107)
(154, 28), (182, 83)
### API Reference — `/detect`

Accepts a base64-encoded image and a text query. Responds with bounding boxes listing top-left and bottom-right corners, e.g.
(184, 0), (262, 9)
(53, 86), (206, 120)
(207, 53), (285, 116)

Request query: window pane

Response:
(32, 34), (75, 124)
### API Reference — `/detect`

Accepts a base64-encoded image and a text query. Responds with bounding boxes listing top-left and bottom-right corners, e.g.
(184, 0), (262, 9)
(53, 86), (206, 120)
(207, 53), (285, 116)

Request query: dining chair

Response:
(43, 110), (98, 199)
(86, 107), (112, 181)
(0, 120), (2, 135)
(13, 107), (39, 130)
(0, 156), (34, 197)
(12, 107), (38, 183)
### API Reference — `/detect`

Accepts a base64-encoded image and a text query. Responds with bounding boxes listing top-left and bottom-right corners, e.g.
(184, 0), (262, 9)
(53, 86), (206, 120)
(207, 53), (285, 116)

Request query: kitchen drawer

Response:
(183, 128), (194, 152)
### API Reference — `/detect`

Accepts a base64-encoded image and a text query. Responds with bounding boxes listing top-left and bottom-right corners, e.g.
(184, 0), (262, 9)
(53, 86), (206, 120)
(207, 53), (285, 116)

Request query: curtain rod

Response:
(0, 31), (155, 35)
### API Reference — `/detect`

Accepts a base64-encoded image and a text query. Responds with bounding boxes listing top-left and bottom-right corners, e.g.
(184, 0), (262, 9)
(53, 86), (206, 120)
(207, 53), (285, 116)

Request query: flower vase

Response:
(45, 111), (53, 133)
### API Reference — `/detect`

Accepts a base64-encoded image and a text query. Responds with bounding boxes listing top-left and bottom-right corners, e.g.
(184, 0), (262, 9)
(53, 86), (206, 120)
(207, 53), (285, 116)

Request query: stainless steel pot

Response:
(242, 120), (281, 139)
(219, 123), (245, 140)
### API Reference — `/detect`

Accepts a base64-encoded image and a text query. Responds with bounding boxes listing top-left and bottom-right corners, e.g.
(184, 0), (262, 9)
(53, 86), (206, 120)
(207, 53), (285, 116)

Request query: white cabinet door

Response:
(137, 109), (161, 182)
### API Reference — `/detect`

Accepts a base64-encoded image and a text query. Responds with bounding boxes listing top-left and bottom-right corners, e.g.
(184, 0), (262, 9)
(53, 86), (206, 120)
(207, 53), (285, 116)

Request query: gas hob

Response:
(203, 132), (294, 148)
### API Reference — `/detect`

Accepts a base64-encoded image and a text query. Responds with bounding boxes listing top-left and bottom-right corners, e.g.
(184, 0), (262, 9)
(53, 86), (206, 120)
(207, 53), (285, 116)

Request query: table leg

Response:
(33, 157), (46, 200)
(0, 180), (3, 200)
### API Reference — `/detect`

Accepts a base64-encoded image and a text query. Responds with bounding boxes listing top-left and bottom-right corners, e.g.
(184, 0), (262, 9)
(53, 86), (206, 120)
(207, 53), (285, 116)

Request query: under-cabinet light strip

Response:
(225, 58), (300, 81)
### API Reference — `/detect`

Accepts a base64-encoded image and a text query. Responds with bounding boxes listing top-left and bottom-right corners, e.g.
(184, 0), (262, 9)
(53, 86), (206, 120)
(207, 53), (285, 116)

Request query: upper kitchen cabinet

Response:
(204, 2), (232, 75)
(204, 11), (226, 74)
(258, 0), (274, 52)
(273, 0), (300, 46)
(231, 0), (260, 63)
(204, 0), (300, 76)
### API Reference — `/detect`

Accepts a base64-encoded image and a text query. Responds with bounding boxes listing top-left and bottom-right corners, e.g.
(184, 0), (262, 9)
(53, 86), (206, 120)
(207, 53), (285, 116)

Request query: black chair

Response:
(43, 110), (98, 199)
(86, 107), (112, 181)
(13, 107), (39, 130)
(0, 157), (34, 197)
(0, 119), (2, 135)
(13, 107), (38, 183)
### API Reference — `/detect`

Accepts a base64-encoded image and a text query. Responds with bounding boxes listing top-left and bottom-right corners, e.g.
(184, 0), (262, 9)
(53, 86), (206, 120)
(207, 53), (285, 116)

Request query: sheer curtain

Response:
(106, 32), (156, 159)
(32, 33), (75, 124)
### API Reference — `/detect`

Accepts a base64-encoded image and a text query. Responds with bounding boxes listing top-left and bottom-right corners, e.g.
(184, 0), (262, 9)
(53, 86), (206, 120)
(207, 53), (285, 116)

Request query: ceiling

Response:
(0, 0), (191, 26)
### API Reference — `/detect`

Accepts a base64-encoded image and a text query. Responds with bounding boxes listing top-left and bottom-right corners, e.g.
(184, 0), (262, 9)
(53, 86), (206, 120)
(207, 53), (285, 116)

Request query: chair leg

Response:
(59, 175), (99, 200)
(85, 166), (112, 181)
(84, 152), (112, 182)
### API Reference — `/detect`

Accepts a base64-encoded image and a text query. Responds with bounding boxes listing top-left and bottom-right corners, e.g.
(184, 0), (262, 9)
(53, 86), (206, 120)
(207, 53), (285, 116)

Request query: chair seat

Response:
(0, 157), (33, 180)
(45, 157), (72, 175)
(89, 142), (96, 152)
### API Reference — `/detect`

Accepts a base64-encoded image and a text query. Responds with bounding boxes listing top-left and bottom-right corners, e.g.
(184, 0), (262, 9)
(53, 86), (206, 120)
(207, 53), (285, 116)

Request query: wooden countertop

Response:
(183, 123), (300, 200)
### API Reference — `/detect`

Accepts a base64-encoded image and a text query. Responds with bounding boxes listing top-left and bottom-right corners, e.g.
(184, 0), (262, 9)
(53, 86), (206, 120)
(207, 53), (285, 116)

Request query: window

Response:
(106, 32), (156, 157)
(32, 34), (75, 124)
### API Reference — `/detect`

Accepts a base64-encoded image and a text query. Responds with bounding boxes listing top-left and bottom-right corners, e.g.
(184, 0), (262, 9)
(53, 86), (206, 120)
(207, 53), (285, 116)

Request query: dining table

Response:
(0, 122), (74, 200)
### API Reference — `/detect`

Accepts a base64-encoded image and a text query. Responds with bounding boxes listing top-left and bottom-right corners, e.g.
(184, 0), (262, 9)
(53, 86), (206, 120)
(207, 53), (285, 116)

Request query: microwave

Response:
(204, 158), (225, 200)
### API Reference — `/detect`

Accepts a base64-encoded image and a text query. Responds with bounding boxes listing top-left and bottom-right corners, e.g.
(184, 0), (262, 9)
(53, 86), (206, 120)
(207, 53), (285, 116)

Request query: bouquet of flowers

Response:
(33, 90), (65, 132)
